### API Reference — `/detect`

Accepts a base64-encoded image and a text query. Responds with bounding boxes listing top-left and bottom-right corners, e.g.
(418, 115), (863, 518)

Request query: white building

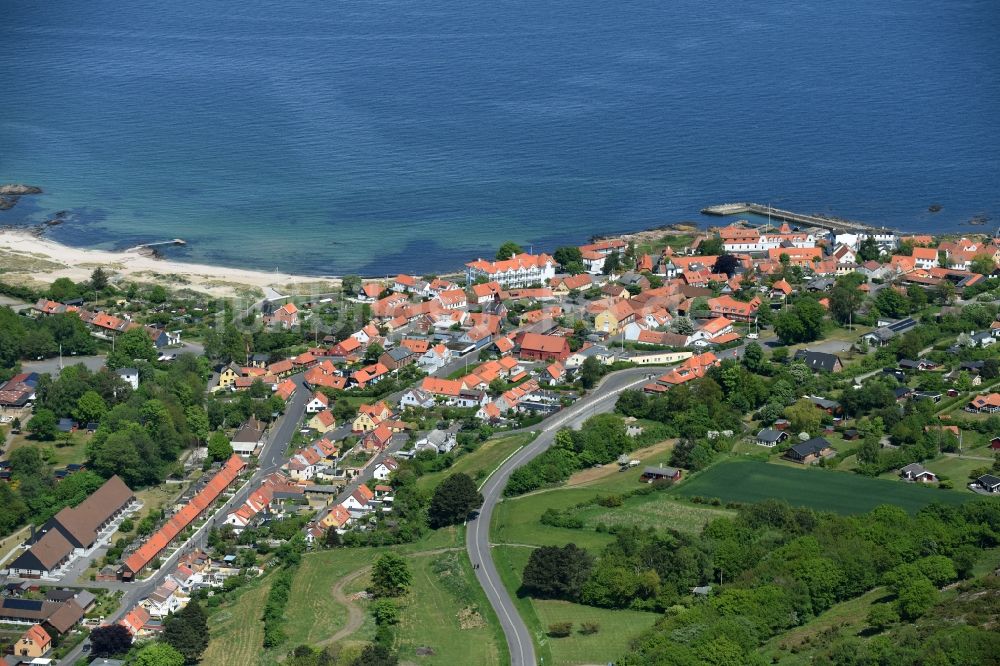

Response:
(465, 253), (556, 289)
(116, 368), (140, 390)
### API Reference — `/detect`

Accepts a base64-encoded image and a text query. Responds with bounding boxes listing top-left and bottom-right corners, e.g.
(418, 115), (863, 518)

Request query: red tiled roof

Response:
(123, 456), (245, 575)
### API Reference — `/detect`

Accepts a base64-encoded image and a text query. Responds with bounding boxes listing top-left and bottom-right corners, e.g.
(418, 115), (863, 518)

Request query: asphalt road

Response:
(467, 366), (660, 666)
(58, 371), (309, 665)
(23, 341), (205, 376)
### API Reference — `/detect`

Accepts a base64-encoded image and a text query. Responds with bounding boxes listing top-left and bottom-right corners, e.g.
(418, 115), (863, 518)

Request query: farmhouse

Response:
(967, 393), (1000, 413)
(783, 437), (836, 464)
(14, 624), (52, 659)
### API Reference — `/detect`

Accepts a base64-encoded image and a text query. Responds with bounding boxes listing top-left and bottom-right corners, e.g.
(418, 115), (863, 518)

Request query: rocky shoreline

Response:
(0, 183), (43, 211)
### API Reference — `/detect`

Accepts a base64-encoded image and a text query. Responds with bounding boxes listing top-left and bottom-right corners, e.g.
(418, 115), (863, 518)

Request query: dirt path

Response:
(565, 439), (677, 487)
(319, 566), (370, 647)
(311, 547), (465, 651)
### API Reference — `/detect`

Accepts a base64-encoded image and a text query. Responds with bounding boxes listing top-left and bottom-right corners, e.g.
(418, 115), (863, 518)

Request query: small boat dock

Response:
(701, 203), (893, 235)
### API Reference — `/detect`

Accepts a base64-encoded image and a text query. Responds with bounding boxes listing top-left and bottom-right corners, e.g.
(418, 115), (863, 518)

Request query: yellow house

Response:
(217, 362), (241, 390)
(308, 410), (337, 434)
(352, 401), (392, 432)
(594, 301), (635, 335)
(15, 625), (51, 659)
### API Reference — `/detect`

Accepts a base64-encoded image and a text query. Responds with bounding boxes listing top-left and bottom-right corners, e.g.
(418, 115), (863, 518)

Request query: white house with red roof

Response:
(305, 391), (330, 414)
(373, 458), (399, 481)
(342, 484), (376, 517)
(465, 253), (556, 288)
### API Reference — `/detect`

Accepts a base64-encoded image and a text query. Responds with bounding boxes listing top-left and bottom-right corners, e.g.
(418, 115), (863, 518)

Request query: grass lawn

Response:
(207, 525), (494, 663)
(575, 493), (735, 535)
(493, 489), (616, 551)
(923, 455), (993, 490)
(491, 545), (658, 666)
(134, 483), (186, 522)
(204, 579), (272, 666)
(393, 550), (506, 665)
(533, 599), (659, 666)
(416, 432), (535, 492)
(761, 587), (888, 664)
(5, 431), (90, 467)
(562, 439), (677, 492)
(674, 459), (974, 515)
(283, 548), (366, 647)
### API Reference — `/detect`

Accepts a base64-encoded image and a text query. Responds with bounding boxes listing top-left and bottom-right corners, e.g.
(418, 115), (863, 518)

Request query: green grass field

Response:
(394, 550), (506, 665)
(204, 580), (273, 666)
(283, 548), (367, 647)
(923, 455), (993, 490)
(416, 432), (535, 492)
(533, 599), (660, 666)
(6, 431), (90, 467)
(491, 545), (659, 666)
(493, 488), (617, 551)
(207, 526), (502, 664)
(675, 459), (974, 515)
(575, 493), (735, 535)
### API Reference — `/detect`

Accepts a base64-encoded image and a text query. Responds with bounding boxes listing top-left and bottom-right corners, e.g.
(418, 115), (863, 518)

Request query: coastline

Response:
(0, 228), (339, 298)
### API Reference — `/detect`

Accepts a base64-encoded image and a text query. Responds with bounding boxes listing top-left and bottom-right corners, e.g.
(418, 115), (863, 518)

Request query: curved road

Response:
(468, 367), (657, 666)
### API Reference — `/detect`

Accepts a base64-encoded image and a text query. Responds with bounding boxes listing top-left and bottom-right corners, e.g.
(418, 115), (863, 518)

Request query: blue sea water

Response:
(1, 0), (998, 275)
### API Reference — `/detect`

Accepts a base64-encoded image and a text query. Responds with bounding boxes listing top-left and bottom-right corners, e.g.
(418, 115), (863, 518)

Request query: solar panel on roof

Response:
(2, 598), (44, 611)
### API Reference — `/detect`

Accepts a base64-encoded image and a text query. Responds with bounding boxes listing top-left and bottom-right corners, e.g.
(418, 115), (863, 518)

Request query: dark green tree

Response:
(496, 241), (523, 260)
(553, 246), (583, 268)
(90, 266), (110, 291)
(163, 600), (209, 663)
(857, 236), (881, 262)
(428, 473), (483, 528)
(698, 236), (724, 256)
(364, 342), (385, 364)
(207, 431), (233, 462)
(602, 251), (621, 275)
(521, 543), (594, 601)
(107, 327), (156, 370)
(27, 408), (58, 441)
(580, 356), (603, 389)
(89, 624), (133, 658)
(370, 553), (412, 597)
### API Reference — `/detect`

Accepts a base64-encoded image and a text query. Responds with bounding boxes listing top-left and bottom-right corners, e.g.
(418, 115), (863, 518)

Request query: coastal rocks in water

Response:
(0, 184), (42, 211)
(928, 204), (942, 213)
(968, 215), (989, 226)
(0, 184), (43, 196)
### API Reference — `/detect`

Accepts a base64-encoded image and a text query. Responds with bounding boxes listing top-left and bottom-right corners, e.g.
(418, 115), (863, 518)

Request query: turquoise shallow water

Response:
(1, 0), (998, 275)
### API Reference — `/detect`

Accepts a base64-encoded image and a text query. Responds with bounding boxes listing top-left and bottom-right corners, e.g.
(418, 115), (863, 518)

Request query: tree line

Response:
(519, 497), (1000, 664)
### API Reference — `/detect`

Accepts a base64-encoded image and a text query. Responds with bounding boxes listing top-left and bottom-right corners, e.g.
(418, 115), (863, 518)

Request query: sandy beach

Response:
(0, 229), (339, 298)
